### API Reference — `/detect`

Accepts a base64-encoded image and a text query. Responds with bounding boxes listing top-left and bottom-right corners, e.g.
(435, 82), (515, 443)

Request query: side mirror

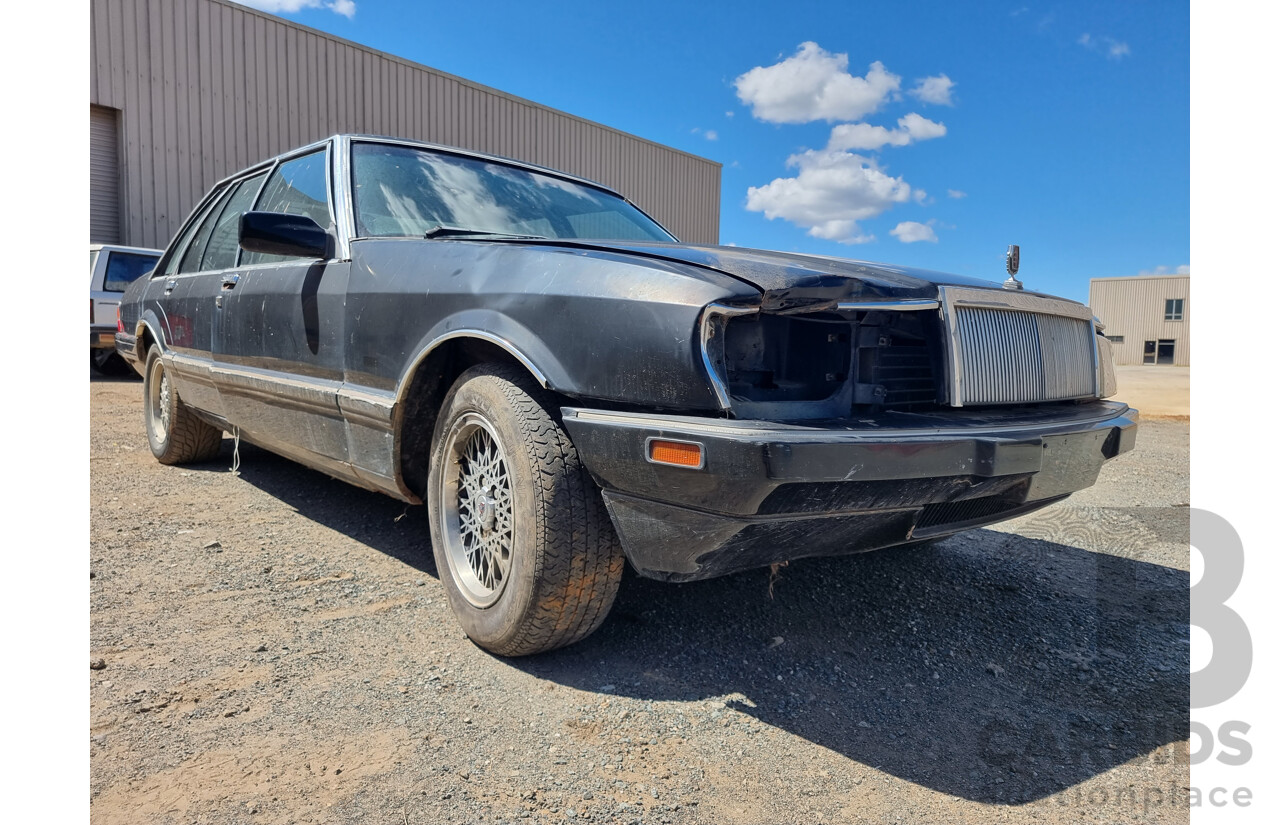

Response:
(239, 211), (332, 259)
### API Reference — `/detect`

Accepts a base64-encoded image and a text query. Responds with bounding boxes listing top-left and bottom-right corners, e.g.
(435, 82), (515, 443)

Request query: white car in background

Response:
(90, 244), (160, 374)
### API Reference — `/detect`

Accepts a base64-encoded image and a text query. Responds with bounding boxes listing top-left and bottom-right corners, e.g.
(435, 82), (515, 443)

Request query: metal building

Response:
(89, 0), (720, 250)
(1088, 274), (1190, 366)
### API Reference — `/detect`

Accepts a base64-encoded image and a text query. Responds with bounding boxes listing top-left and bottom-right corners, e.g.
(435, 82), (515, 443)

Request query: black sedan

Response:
(117, 135), (1136, 655)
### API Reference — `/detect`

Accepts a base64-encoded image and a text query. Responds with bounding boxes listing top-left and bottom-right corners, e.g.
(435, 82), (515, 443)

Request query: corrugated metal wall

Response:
(89, 0), (721, 250)
(1088, 275), (1190, 366)
(90, 105), (121, 244)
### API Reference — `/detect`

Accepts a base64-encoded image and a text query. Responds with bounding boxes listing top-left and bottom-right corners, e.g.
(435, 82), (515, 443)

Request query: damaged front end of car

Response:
(563, 280), (1134, 582)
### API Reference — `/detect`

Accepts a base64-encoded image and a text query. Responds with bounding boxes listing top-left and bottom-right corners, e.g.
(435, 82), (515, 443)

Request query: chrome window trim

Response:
(938, 286), (1098, 407)
(333, 135), (354, 260)
(698, 303), (759, 411)
(644, 436), (707, 470)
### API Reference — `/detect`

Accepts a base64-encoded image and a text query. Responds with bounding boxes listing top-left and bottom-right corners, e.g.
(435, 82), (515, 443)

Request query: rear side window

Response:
(177, 172), (266, 274)
(103, 252), (160, 291)
(162, 187), (225, 277)
(198, 172), (268, 272)
(242, 149), (331, 266)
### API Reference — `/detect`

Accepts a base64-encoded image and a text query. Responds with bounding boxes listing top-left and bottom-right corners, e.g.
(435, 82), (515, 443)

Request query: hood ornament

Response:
(1003, 244), (1023, 291)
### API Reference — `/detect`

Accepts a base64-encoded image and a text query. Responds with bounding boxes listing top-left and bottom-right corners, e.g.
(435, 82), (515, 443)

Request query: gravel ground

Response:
(90, 373), (1189, 824)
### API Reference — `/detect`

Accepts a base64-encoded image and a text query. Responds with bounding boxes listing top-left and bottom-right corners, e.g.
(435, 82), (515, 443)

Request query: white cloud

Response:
(909, 74), (955, 106)
(733, 43), (901, 124)
(947, 189), (967, 199)
(1138, 264), (1190, 276)
(745, 150), (916, 244)
(1079, 33), (1131, 60)
(229, 0), (356, 18)
(827, 113), (946, 151)
(890, 221), (938, 243)
(704, 130), (718, 141)
(725, 110), (735, 118)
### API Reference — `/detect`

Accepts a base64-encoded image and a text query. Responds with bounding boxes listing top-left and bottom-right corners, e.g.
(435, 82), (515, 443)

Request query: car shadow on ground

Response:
(224, 441), (1188, 805)
(220, 441), (440, 576)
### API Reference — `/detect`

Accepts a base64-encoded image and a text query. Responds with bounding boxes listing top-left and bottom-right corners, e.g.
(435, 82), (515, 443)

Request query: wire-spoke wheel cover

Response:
(439, 412), (515, 608)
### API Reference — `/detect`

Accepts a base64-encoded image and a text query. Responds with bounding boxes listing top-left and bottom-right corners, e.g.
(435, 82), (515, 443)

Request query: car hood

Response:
(536, 240), (1009, 311)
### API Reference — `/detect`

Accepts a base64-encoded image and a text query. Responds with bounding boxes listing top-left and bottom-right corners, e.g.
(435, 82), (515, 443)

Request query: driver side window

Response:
(241, 149), (331, 266)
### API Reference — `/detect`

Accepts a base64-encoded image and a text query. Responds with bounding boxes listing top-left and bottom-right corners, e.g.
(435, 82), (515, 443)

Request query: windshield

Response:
(351, 143), (676, 243)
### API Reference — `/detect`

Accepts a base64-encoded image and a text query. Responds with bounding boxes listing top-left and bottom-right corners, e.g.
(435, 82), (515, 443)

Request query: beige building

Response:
(89, 0), (720, 250)
(1088, 274), (1189, 366)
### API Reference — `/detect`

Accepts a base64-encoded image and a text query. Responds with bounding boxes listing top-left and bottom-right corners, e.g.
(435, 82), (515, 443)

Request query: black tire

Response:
(427, 363), (625, 656)
(143, 346), (223, 465)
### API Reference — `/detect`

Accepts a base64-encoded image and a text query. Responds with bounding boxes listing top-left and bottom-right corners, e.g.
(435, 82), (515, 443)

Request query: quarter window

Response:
(1106, 335), (1125, 344)
(1164, 298), (1184, 321)
(242, 149), (331, 265)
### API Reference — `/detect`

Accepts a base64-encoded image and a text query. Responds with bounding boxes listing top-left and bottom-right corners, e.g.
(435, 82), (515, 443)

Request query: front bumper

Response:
(562, 401), (1138, 581)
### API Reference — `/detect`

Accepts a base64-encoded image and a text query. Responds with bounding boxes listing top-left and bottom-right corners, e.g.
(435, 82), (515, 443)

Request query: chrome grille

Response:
(952, 305), (1096, 405)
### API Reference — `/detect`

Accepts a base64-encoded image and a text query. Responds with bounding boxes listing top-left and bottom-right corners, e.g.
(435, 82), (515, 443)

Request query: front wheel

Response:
(143, 346), (223, 464)
(427, 364), (625, 656)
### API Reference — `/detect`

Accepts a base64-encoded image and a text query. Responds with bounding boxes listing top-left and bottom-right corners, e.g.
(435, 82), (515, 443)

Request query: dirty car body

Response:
(117, 135), (1135, 654)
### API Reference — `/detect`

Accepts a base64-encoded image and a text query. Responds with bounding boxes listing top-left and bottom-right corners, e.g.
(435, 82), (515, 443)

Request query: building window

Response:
(1164, 298), (1184, 321)
(1143, 339), (1176, 365)
(1106, 335), (1125, 344)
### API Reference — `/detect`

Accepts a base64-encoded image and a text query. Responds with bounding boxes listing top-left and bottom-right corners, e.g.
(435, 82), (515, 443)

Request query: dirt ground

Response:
(90, 373), (1190, 824)
(1113, 366), (1189, 419)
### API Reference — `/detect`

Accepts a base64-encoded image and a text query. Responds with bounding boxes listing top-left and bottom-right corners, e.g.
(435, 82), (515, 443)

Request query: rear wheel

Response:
(427, 364), (625, 656)
(143, 347), (223, 464)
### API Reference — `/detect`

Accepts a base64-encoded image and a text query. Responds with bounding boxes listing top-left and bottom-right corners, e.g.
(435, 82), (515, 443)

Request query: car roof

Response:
(214, 134), (624, 199)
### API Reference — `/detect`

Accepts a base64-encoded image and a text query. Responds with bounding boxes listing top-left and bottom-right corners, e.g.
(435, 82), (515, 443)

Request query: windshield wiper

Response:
(423, 225), (547, 240)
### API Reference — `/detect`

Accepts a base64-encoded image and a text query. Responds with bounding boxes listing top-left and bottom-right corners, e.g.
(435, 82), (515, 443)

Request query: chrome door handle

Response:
(221, 274), (240, 290)
(164, 279), (177, 294)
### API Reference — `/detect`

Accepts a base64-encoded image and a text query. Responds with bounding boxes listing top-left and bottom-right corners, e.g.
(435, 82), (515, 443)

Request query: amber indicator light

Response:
(648, 439), (704, 469)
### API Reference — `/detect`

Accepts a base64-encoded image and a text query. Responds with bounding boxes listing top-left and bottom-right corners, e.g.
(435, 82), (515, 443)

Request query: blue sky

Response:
(232, 1), (1188, 303)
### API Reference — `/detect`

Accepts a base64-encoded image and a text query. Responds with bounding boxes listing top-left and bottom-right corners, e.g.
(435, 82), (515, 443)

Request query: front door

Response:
(214, 146), (351, 472)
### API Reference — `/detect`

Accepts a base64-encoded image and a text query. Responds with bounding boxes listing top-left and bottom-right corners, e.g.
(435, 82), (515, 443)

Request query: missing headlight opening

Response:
(724, 314), (851, 403)
(720, 310), (941, 418)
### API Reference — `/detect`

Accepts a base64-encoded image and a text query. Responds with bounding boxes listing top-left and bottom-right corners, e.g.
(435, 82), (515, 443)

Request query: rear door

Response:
(214, 144), (351, 471)
(159, 172), (268, 417)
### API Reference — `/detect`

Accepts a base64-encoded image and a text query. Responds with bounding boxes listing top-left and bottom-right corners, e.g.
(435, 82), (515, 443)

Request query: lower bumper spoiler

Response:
(562, 402), (1138, 581)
